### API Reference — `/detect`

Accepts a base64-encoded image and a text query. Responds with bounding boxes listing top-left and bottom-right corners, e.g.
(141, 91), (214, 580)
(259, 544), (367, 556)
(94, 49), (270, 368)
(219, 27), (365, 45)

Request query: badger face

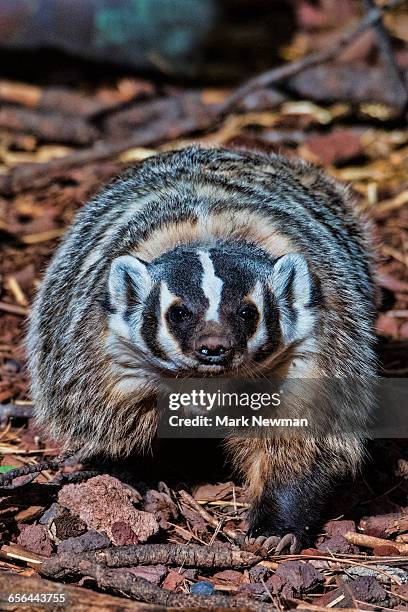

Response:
(106, 243), (318, 376)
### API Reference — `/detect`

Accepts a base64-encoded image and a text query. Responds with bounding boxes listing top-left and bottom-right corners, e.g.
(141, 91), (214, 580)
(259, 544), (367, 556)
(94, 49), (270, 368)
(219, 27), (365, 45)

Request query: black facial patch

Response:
(140, 285), (167, 361)
(150, 247), (209, 353)
(253, 287), (282, 362)
(153, 247), (207, 306)
(165, 307), (201, 353)
(209, 246), (265, 347)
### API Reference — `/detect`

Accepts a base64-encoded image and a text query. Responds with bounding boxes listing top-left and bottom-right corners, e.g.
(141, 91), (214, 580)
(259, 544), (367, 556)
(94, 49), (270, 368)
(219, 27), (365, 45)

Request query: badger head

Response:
(105, 242), (320, 378)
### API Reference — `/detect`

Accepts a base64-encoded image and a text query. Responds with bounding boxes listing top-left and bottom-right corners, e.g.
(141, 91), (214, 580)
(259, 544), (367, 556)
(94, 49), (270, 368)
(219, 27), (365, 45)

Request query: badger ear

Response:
(272, 253), (313, 308)
(108, 255), (152, 311)
(271, 253), (318, 342)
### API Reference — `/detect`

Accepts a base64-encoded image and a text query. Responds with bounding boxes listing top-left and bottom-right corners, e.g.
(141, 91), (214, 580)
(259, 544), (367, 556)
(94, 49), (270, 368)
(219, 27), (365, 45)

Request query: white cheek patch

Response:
(247, 281), (268, 353)
(158, 281), (182, 358)
(198, 250), (224, 322)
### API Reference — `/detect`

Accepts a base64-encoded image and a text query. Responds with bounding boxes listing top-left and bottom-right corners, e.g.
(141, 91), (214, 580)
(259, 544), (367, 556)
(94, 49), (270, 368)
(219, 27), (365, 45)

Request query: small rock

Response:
(373, 544), (401, 556)
(57, 530), (110, 554)
(249, 564), (271, 583)
(238, 89), (287, 112)
(323, 519), (356, 537)
(266, 560), (323, 598)
(190, 581), (215, 596)
(212, 569), (247, 586)
(318, 534), (358, 554)
(320, 576), (390, 607)
(345, 565), (408, 585)
(301, 547), (321, 556)
(58, 475), (159, 544)
(143, 489), (178, 528)
(302, 129), (363, 166)
(179, 502), (209, 533)
(193, 482), (236, 502)
(351, 576), (389, 606)
(52, 513), (87, 540)
(125, 565), (168, 585)
(238, 583), (270, 601)
(162, 570), (187, 592)
(111, 521), (139, 545)
(17, 524), (53, 557)
(180, 569), (198, 580)
(38, 503), (64, 526)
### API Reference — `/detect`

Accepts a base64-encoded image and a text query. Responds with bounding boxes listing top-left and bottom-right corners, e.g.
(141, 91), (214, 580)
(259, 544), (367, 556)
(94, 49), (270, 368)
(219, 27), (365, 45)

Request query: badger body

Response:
(28, 146), (377, 550)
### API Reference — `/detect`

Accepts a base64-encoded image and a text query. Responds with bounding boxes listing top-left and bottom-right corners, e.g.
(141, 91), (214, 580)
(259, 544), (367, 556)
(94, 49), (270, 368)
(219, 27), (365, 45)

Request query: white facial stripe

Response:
(198, 250), (224, 322)
(158, 281), (182, 359)
(247, 281), (268, 353)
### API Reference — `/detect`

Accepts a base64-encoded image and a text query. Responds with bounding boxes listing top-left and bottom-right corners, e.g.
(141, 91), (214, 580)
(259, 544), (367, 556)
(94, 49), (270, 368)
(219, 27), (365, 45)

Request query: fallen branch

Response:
(0, 449), (78, 488)
(0, 106), (99, 145)
(221, 0), (405, 113)
(345, 530), (408, 554)
(0, 79), (153, 118)
(179, 490), (244, 544)
(0, 93), (216, 196)
(92, 543), (258, 570)
(0, 139), (133, 196)
(360, 512), (408, 539)
(0, 572), (152, 611)
(41, 556), (272, 610)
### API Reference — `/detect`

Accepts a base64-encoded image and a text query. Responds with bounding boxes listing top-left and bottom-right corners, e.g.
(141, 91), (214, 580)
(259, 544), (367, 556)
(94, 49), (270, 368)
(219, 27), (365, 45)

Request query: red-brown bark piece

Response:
(58, 475), (159, 544)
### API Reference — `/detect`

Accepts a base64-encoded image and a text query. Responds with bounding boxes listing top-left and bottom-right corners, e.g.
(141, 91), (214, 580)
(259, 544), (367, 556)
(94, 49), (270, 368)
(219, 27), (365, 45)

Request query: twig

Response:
(179, 490), (244, 544)
(0, 301), (29, 316)
(220, 0), (405, 113)
(40, 556), (273, 610)
(345, 530), (408, 553)
(0, 448), (78, 487)
(363, 0), (408, 109)
(290, 604), (367, 612)
(44, 544), (259, 572)
(0, 544), (46, 567)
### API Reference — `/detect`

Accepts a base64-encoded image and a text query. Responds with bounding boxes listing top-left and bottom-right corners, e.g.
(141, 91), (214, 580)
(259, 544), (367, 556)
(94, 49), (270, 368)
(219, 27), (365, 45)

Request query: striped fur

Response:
(27, 146), (378, 548)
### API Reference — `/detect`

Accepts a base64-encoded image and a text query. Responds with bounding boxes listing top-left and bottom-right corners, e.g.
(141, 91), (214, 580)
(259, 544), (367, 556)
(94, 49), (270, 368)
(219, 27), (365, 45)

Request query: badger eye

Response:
(238, 304), (258, 323)
(168, 304), (191, 324)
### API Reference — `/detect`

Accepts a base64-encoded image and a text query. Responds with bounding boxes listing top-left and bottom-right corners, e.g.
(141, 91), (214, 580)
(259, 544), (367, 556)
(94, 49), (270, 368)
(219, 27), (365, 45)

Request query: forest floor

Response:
(0, 4), (408, 609)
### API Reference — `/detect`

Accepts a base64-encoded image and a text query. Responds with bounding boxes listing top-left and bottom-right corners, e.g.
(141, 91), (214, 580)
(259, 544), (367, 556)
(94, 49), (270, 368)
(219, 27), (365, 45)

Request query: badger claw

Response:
(244, 534), (281, 552)
(275, 532), (300, 554)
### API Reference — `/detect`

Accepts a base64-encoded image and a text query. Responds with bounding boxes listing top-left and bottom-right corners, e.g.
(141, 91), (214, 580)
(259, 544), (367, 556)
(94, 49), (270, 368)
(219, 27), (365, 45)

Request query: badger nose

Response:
(195, 336), (232, 364)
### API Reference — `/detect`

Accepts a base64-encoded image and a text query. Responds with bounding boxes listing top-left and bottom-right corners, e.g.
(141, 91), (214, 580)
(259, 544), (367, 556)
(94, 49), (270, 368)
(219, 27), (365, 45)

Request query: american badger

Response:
(28, 146), (377, 550)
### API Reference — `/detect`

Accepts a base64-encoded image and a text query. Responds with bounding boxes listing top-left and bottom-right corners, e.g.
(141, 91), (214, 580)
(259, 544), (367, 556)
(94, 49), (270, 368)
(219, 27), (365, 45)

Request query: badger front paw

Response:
(244, 532), (301, 554)
(245, 520), (304, 554)
(245, 473), (328, 553)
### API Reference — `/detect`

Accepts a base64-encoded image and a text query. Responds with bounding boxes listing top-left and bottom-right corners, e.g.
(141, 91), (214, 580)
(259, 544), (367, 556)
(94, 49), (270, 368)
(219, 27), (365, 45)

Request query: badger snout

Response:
(194, 335), (233, 364)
